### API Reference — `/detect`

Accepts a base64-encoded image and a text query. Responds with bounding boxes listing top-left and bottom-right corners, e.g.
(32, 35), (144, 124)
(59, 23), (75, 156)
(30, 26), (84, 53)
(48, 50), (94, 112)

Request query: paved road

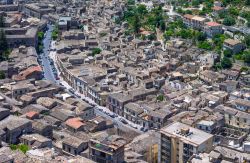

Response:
(40, 24), (57, 83)
(94, 108), (143, 133)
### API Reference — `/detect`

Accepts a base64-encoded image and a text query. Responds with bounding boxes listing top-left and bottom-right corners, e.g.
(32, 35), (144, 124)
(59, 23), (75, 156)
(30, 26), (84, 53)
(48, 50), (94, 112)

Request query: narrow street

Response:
(40, 24), (57, 83)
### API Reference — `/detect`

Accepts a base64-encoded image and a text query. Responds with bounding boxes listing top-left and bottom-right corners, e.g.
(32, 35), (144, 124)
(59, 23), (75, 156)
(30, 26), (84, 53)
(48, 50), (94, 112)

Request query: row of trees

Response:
(52, 25), (59, 40)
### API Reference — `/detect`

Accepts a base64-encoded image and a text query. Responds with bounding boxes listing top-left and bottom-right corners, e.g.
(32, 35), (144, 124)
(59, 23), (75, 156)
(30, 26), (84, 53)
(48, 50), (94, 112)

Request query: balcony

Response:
(90, 141), (114, 154)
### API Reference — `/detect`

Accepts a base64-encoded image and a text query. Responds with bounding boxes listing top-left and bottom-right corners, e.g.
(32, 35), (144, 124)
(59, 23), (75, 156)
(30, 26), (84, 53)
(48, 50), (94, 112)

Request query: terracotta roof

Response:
(183, 14), (194, 19)
(13, 65), (42, 81)
(212, 6), (224, 11)
(65, 117), (85, 129)
(25, 111), (39, 119)
(206, 22), (221, 27)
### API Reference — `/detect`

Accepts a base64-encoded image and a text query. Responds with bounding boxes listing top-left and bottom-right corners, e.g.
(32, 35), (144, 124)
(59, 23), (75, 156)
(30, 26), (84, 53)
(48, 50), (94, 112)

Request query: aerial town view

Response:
(0, 0), (250, 162)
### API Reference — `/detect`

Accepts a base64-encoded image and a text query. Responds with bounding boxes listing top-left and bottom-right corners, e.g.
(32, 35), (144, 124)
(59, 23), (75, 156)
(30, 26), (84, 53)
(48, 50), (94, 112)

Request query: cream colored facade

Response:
(159, 122), (213, 163)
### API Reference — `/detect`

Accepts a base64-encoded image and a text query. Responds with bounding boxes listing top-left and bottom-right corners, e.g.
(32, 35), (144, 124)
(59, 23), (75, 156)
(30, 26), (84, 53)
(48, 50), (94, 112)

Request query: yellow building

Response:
(159, 122), (213, 163)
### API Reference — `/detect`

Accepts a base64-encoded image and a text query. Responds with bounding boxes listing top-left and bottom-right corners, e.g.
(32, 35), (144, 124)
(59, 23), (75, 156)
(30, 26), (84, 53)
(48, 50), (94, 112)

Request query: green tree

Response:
(223, 16), (236, 26)
(221, 57), (233, 69)
(37, 31), (44, 41)
(228, 7), (239, 16)
(224, 49), (233, 58)
(127, 0), (135, 5)
(241, 66), (249, 72)
(137, 4), (148, 15)
(198, 41), (212, 50)
(0, 71), (5, 79)
(0, 29), (8, 60)
(92, 48), (102, 56)
(130, 14), (141, 35)
(157, 94), (164, 101)
(244, 34), (250, 47)
(192, 0), (200, 7)
(147, 33), (156, 40)
(0, 15), (4, 27)
(10, 144), (29, 154)
(243, 51), (250, 63)
(177, 29), (193, 39)
(247, 20), (250, 27)
(246, 0), (250, 5)
(52, 25), (59, 40)
(196, 31), (207, 41)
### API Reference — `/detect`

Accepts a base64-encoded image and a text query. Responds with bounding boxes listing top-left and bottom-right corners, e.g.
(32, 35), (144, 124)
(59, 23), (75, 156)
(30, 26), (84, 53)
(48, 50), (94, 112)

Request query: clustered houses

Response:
(0, 79), (126, 162)
(0, 0), (250, 162)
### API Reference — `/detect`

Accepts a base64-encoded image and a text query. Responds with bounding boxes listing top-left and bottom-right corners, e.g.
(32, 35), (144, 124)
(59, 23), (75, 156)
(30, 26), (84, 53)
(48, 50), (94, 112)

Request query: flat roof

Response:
(160, 122), (213, 147)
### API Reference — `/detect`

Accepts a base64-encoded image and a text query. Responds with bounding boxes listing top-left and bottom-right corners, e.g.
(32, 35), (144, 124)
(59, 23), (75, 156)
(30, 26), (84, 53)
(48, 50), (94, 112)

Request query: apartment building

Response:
(183, 14), (194, 28)
(89, 135), (127, 163)
(5, 27), (38, 48)
(216, 105), (250, 130)
(204, 22), (223, 38)
(191, 16), (207, 30)
(23, 3), (54, 19)
(158, 122), (213, 163)
(223, 39), (245, 54)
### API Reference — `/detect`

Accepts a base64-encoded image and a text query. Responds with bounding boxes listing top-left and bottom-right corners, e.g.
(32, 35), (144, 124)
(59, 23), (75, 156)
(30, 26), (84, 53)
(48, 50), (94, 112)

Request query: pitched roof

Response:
(224, 39), (241, 46)
(13, 65), (42, 81)
(183, 14), (194, 19)
(25, 111), (39, 119)
(212, 6), (224, 11)
(65, 117), (85, 129)
(206, 22), (221, 27)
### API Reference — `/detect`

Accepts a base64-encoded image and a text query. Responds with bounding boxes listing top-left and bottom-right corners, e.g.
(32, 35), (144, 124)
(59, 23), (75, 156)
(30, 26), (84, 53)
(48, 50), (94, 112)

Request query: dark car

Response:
(68, 88), (75, 94)
(119, 118), (128, 124)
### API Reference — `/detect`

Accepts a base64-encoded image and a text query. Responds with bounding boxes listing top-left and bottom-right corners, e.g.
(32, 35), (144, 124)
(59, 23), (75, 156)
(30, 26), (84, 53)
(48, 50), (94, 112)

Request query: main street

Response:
(40, 24), (57, 83)
(40, 25), (144, 133)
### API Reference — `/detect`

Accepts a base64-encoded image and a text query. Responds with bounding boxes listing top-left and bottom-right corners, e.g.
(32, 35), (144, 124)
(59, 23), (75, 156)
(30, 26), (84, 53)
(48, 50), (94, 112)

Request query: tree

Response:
(223, 16), (236, 26)
(52, 25), (59, 40)
(177, 29), (192, 39)
(157, 94), (164, 101)
(10, 144), (29, 154)
(147, 33), (156, 40)
(196, 31), (207, 42)
(224, 49), (233, 58)
(221, 57), (232, 69)
(192, 0), (200, 7)
(0, 15), (4, 27)
(37, 31), (44, 41)
(127, 0), (135, 5)
(243, 51), (250, 63)
(137, 4), (148, 15)
(247, 20), (250, 28)
(228, 7), (239, 16)
(246, 0), (250, 5)
(198, 41), (212, 50)
(131, 14), (141, 35)
(244, 35), (250, 47)
(0, 71), (5, 79)
(92, 48), (102, 56)
(185, 10), (192, 15)
(0, 29), (8, 60)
